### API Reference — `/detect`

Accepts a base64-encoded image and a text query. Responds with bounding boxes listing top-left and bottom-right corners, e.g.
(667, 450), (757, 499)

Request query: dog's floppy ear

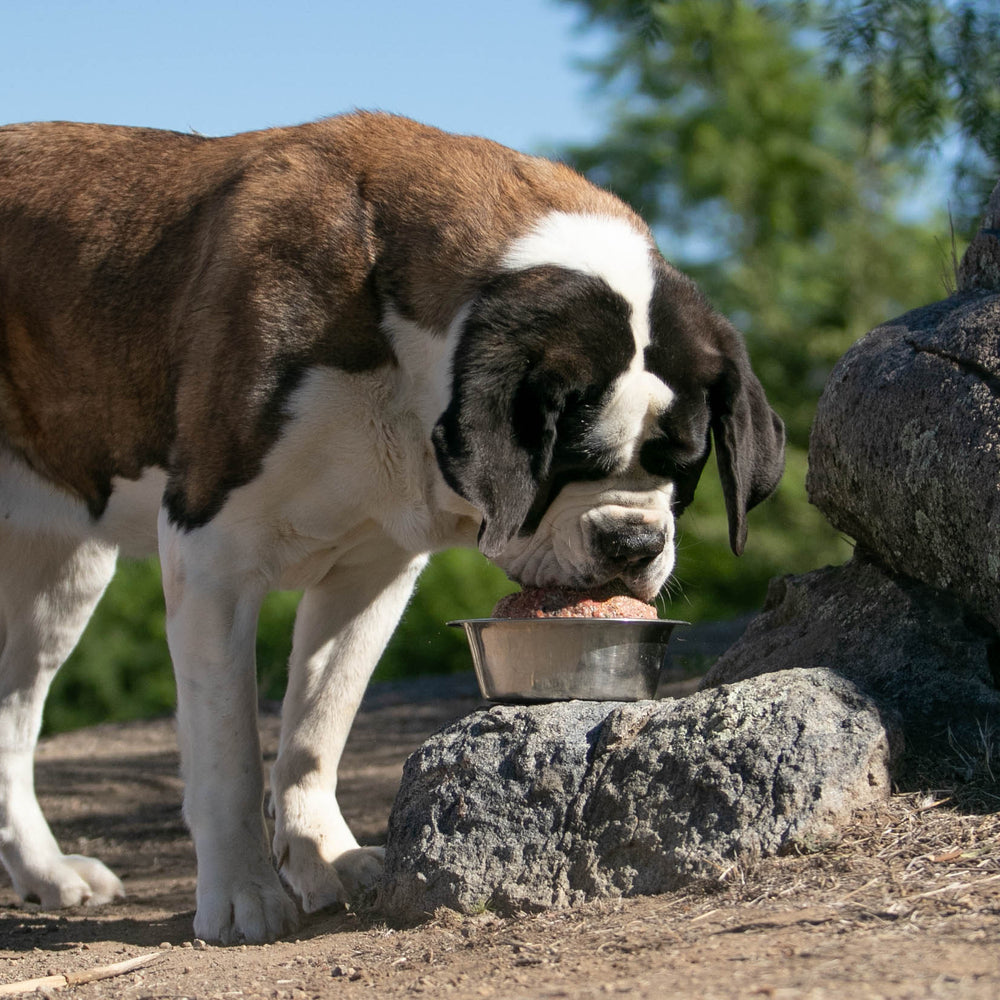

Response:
(432, 364), (563, 558)
(709, 354), (785, 555)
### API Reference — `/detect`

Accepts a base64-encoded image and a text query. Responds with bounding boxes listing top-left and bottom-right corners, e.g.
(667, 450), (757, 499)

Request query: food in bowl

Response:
(492, 583), (658, 620)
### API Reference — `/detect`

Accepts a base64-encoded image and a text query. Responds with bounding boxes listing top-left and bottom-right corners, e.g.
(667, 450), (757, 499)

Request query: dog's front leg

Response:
(159, 516), (298, 945)
(270, 545), (427, 913)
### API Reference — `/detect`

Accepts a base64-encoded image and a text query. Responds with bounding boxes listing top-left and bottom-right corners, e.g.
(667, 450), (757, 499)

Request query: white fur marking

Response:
(501, 212), (675, 474)
(501, 212), (656, 348)
(381, 304), (469, 436)
(591, 369), (676, 467)
(0, 450), (163, 559)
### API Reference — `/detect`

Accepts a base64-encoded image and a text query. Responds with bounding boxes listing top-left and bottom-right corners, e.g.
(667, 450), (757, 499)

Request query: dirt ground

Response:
(1, 655), (998, 999)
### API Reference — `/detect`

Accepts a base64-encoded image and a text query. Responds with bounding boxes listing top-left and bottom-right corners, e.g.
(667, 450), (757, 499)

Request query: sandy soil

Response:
(1, 664), (998, 999)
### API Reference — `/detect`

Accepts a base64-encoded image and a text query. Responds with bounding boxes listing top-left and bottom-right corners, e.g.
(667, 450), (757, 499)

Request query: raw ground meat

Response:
(492, 584), (659, 620)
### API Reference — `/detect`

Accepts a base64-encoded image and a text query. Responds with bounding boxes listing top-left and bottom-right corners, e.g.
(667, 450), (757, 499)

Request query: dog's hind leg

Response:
(0, 531), (122, 907)
(270, 543), (428, 914)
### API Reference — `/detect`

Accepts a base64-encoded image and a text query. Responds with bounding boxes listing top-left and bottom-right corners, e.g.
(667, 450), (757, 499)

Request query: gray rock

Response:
(958, 178), (1000, 292)
(378, 669), (895, 919)
(806, 290), (1000, 630)
(703, 556), (1000, 777)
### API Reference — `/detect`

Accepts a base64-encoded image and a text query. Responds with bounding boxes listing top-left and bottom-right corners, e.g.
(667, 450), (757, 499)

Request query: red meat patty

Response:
(492, 584), (658, 620)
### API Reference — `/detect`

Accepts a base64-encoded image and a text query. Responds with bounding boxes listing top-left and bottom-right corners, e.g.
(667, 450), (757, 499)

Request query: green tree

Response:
(557, 0), (995, 621)
(816, 0), (1000, 227)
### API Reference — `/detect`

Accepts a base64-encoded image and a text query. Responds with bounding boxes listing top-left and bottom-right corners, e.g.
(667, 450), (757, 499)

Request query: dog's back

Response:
(0, 114), (629, 524)
(0, 123), (237, 511)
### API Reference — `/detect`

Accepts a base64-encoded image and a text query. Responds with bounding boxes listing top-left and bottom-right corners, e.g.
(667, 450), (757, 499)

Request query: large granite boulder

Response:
(710, 181), (1000, 778)
(807, 179), (1000, 630)
(806, 291), (1000, 630)
(378, 668), (895, 919)
(702, 555), (1000, 779)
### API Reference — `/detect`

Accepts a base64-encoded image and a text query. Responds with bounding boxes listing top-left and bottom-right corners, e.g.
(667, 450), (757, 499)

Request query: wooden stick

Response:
(0, 951), (162, 995)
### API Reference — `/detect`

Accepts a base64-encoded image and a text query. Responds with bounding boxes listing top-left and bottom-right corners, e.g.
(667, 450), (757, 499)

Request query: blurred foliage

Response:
(44, 0), (1000, 731)
(45, 559), (172, 733)
(567, 0), (1000, 226)
(815, 0), (1000, 225)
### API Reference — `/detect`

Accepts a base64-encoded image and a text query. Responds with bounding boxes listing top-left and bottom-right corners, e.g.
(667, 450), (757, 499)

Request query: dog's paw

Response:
(277, 837), (385, 913)
(15, 854), (125, 908)
(334, 846), (385, 897)
(194, 871), (299, 945)
(63, 855), (126, 905)
(272, 786), (383, 912)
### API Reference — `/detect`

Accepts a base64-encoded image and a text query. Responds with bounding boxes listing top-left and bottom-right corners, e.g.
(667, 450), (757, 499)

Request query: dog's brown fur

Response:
(0, 112), (639, 525)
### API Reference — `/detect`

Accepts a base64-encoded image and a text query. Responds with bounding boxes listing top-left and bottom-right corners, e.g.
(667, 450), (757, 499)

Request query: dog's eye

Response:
(549, 393), (622, 475)
(638, 436), (690, 480)
(641, 396), (710, 472)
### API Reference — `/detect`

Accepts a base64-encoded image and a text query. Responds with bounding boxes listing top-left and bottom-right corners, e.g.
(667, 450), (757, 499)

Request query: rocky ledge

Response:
(378, 669), (895, 919)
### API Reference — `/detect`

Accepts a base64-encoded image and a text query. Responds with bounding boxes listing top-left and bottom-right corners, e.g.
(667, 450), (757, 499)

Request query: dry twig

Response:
(0, 951), (162, 996)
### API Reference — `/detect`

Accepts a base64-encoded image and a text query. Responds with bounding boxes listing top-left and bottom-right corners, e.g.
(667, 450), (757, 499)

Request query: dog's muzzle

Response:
(493, 479), (676, 602)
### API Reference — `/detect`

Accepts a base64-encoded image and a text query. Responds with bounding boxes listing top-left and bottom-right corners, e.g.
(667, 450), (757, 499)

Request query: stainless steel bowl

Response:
(448, 617), (688, 702)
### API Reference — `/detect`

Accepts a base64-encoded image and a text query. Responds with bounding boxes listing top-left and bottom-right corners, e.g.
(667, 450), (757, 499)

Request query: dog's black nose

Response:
(594, 527), (666, 568)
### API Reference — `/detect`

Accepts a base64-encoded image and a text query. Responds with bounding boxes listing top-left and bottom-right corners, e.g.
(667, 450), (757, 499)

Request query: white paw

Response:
(277, 833), (349, 913)
(272, 788), (384, 913)
(194, 870), (299, 945)
(277, 838), (385, 913)
(15, 854), (125, 908)
(334, 846), (385, 897)
(63, 855), (126, 905)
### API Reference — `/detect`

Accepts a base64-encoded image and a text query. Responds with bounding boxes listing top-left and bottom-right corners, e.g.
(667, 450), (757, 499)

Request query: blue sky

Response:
(2, 0), (610, 155)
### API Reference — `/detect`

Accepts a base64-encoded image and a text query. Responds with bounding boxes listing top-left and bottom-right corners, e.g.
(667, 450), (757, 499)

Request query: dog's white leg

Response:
(270, 546), (427, 913)
(0, 531), (123, 907)
(159, 516), (298, 945)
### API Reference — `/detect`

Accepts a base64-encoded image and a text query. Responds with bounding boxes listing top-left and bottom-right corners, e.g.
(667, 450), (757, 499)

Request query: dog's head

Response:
(431, 213), (784, 601)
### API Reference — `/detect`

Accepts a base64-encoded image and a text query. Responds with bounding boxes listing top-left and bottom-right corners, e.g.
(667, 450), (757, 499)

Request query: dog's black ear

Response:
(710, 355), (785, 555)
(432, 366), (563, 558)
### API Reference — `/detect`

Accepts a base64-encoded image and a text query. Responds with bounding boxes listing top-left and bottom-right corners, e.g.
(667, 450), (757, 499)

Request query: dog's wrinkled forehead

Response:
(500, 212), (677, 468)
(501, 212), (656, 351)
(432, 210), (751, 559)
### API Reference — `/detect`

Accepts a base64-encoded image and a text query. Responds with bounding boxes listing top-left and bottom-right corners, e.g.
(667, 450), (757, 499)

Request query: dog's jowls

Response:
(0, 112), (784, 943)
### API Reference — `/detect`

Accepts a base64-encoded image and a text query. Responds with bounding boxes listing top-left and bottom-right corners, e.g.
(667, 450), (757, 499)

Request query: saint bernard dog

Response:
(0, 112), (784, 942)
